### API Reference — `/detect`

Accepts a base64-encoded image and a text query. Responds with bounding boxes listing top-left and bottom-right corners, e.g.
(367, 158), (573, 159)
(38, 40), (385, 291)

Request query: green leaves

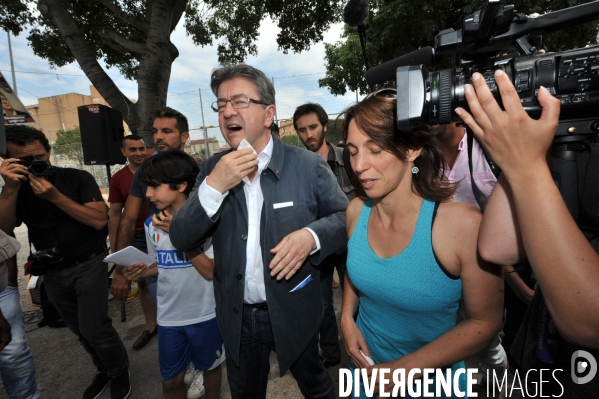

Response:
(321, 0), (599, 95)
(54, 126), (84, 166)
(0, 0), (34, 36)
(184, 0), (343, 64)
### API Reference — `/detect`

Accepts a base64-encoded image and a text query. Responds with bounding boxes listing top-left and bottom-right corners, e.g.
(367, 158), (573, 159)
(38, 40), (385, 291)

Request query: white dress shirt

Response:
(197, 136), (320, 303)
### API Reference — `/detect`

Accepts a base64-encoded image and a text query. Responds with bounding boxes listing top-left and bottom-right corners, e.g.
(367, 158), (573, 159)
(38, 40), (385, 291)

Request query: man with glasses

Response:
(171, 64), (348, 399)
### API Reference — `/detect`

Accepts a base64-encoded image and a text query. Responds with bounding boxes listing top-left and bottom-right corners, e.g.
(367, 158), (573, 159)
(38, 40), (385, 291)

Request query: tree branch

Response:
(96, 27), (146, 54)
(94, 0), (149, 33)
(37, 0), (136, 122)
(170, 0), (187, 33)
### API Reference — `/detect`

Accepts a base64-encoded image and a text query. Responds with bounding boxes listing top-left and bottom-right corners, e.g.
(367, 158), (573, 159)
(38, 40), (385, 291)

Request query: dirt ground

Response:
(0, 224), (507, 399)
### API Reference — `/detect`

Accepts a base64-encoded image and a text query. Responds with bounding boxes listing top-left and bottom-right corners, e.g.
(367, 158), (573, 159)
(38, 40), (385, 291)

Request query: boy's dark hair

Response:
(138, 150), (199, 196)
(153, 107), (189, 135)
(5, 125), (51, 154)
(293, 103), (328, 131)
(121, 134), (144, 148)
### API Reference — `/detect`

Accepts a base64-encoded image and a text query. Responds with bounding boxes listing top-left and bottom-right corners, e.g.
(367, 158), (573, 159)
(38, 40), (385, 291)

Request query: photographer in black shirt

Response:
(0, 125), (131, 399)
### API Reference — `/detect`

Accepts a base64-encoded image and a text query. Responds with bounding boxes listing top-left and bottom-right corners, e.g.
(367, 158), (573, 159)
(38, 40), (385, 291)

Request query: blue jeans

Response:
(0, 287), (40, 399)
(44, 251), (129, 377)
(131, 232), (158, 309)
(226, 305), (335, 399)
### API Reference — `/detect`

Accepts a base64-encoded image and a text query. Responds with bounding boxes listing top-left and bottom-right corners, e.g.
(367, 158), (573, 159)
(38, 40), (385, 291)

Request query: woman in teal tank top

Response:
(340, 95), (504, 398)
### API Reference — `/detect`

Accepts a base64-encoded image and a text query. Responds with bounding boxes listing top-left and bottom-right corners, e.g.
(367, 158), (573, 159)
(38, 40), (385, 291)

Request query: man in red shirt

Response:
(108, 134), (156, 350)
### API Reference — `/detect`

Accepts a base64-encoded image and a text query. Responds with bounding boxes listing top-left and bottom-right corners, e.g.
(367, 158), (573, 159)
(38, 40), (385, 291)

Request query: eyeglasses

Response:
(365, 88), (397, 99)
(211, 96), (270, 113)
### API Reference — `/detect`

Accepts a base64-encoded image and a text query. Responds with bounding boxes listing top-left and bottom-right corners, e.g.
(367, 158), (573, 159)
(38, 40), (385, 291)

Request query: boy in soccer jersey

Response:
(123, 150), (223, 399)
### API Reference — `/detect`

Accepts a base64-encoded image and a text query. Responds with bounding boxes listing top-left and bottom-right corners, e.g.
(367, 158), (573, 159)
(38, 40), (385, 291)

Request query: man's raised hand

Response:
(206, 148), (258, 194)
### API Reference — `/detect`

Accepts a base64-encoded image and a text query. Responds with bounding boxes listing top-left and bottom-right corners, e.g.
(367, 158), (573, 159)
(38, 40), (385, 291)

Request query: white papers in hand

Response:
(104, 246), (156, 267)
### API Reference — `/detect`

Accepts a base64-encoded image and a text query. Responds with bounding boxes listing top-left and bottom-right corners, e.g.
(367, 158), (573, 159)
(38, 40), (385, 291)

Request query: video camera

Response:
(365, 0), (599, 233)
(16, 155), (54, 177)
(366, 0), (599, 133)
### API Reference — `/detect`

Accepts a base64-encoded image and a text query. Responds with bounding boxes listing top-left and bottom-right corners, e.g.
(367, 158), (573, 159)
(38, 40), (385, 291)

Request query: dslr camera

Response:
(16, 155), (54, 177)
(25, 247), (62, 276)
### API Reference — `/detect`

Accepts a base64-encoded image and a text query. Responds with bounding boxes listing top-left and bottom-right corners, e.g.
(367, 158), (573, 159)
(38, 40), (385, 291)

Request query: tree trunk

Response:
(38, 0), (138, 129)
(133, 0), (184, 146)
(38, 0), (186, 147)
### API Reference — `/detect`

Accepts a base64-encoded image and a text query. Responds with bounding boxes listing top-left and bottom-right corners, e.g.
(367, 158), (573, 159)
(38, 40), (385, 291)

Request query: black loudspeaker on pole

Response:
(78, 104), (127, 165)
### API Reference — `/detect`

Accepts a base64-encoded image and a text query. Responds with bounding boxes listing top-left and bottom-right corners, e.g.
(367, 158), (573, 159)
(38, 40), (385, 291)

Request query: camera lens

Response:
(437, 69), (453, 124)
(28, 162), (51, 176)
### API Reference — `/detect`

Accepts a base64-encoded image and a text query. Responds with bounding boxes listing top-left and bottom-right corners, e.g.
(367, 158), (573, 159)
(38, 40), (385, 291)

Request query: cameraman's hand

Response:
(0, 159), (28, 189)
(110, 267), (131, 300)
(455, 70), (560, 180)
(29, 174), (60, 201)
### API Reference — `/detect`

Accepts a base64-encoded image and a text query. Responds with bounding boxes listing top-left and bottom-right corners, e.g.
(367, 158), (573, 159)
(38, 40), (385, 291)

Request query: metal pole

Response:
(271, 77), (279, 124)
(7, 32), (17, 95)
(198, 89), (210, 158)
(356, 90), (358, 103)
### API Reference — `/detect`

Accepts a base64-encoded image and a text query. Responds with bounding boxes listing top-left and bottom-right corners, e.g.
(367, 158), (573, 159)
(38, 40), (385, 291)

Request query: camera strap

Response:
(466, 128), (494, 212)
(26, 230), (34, 258)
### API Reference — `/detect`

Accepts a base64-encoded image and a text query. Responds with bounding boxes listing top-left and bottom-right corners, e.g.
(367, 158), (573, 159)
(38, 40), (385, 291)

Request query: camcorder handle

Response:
(366, 0), (599, 85)
(436, 0), (599, 61)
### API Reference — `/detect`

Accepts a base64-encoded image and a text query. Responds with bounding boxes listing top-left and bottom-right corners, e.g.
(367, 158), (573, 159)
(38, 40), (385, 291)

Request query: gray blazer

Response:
(170, 136), (349, 374)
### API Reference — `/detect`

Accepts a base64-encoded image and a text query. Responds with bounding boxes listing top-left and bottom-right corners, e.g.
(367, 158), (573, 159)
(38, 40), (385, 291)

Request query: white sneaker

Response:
(184, 363), (196, 385)
(187, 371), (205, 399)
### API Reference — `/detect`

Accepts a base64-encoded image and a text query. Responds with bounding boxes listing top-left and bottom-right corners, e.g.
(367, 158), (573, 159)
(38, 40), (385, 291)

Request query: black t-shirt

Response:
(16, 168), (107, 264)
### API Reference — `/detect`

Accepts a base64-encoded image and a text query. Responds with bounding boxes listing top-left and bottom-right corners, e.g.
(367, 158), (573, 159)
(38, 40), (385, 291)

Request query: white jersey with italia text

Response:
(145, 216), (215, 327)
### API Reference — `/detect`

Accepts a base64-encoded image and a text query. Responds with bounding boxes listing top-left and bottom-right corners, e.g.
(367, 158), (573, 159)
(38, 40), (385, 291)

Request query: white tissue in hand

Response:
(237, 139), (255, 153)
(360, 349), (375, 366)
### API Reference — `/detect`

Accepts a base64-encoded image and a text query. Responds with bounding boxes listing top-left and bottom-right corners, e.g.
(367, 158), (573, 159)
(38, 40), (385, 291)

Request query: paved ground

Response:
(0, 224), (509, 398)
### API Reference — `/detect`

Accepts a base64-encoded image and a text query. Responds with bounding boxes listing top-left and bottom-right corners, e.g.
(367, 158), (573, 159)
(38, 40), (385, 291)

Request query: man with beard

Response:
(293, 103), (355, 369)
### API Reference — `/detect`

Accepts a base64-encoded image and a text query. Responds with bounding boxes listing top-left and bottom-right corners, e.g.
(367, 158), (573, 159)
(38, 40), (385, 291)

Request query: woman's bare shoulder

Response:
(347, 197), (367, 238)
(433, 200), (484, 277)
(434, 200), (483, 251)
(437, 199), (482, 228)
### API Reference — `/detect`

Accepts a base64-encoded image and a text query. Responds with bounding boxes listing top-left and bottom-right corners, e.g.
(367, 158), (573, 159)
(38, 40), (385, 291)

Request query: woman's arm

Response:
(456, 70), (599, 348)
(341, 274), (372, 369)
(478, 175), (526, 265)
(504, 265), (534, 306)
(340, 197), (372, 369)
(186, 247), (215, 281)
